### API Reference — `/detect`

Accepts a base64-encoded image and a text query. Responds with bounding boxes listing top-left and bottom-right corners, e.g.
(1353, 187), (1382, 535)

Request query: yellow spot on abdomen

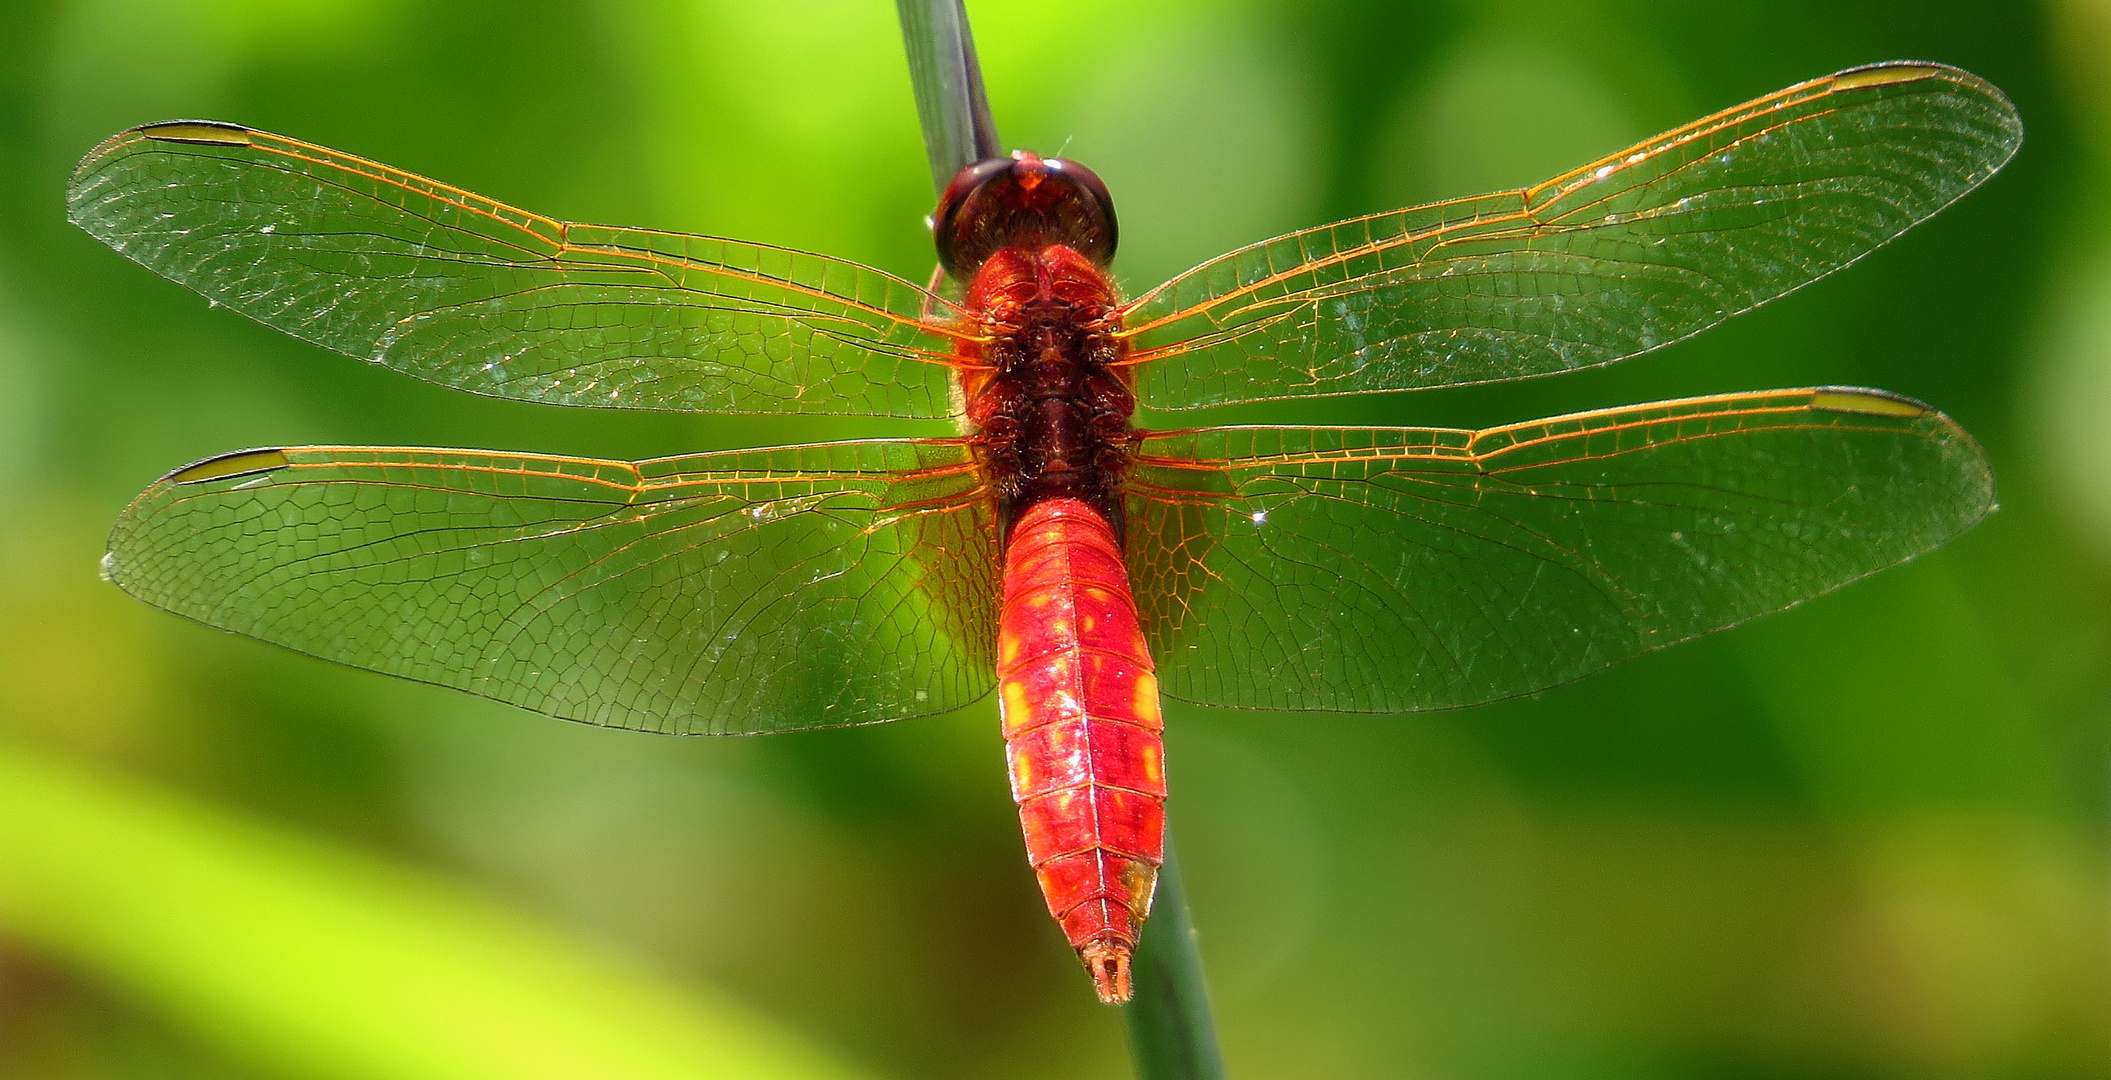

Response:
(1133, 672), (1162, 727)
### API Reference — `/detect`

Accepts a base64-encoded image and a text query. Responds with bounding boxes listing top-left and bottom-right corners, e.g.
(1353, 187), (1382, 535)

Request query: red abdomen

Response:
(997, 497), (1163, 1002)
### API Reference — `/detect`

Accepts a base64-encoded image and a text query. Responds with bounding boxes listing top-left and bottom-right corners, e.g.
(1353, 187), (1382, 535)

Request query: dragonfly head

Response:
(934, 150), (1117, 279)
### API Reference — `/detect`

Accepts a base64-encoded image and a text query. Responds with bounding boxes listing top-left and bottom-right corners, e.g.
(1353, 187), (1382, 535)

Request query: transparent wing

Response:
(1124, 389), (1992, 711)
(106, 441), (998, 733)
(1121, 63), (2021, 409)
(68, 122), (966, 418)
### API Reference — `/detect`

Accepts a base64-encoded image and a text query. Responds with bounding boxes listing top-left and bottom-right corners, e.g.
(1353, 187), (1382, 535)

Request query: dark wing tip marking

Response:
(1809, 387), (1930, 418)
(134, 120), (255, 146)
(170, 449), (291, 485)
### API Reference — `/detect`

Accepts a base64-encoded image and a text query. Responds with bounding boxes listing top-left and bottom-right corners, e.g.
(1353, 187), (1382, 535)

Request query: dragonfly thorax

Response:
(962, 244), (1134, 534)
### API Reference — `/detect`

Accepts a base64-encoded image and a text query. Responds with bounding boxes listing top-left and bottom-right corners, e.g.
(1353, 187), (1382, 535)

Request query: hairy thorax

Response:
(961, 243), (1135, 527)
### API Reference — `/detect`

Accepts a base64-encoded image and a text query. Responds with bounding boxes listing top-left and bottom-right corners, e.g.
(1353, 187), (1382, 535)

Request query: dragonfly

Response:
(70, 62), (2018, 1003)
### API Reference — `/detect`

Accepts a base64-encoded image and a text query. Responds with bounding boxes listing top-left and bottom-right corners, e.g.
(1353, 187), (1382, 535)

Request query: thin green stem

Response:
(1122, 830), (1226, 1080)
(893, 0), (1002, 191)
(890, 5), (1227, 1074)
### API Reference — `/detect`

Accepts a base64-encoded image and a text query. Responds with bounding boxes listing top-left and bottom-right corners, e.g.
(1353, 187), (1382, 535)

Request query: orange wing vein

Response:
(1119, 63), (2021, 409)
(105, 440), (998, 733)
(68, 122), (969, 418)
(1124, 388), (1993, 711)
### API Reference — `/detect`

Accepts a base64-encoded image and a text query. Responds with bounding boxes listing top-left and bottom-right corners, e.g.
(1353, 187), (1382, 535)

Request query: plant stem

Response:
(894, 0), (1002, 190)
(1122, 830), (1226, 1080)
(889, 4), (1228, 1074)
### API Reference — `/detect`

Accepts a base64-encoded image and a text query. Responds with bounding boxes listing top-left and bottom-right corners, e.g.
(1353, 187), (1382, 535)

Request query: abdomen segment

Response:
(997, 498), (1164, 1003)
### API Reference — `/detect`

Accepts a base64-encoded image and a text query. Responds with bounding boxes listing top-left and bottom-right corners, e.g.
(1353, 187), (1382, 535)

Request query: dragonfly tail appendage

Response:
(997, 498), (1165, 1003)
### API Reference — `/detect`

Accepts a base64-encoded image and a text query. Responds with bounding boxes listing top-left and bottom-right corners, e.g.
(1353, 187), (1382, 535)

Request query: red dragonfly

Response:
(71, 63), (2017, 1002)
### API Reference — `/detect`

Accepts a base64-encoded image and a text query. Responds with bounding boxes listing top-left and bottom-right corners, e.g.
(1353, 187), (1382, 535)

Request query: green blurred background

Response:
(2, 0), (2107, 1077)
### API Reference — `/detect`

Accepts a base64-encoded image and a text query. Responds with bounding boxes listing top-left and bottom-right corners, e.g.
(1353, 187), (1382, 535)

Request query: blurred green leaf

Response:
(0, 740), (871, 1080)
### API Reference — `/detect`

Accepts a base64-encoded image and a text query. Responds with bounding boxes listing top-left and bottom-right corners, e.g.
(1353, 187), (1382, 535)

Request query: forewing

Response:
(1122, 64), (2021, 409)
(106, 441), (997, 733)
(68, 122), (964, 418)
(1125, 389), (1992, 711)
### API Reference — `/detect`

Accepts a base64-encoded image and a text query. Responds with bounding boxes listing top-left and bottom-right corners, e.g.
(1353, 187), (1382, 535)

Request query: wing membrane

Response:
(68, 122), (965, 417)
(107, 441), (998, 733)
(1122, 63), (2021, 409)
(1124, 389), (1992, 711)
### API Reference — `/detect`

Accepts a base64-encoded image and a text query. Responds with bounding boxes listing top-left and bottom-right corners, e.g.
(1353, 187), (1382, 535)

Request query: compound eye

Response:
(1042, 157), (1117, 263)
(931, 152), (1120, 278)
(933, 158), (1015, 278)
